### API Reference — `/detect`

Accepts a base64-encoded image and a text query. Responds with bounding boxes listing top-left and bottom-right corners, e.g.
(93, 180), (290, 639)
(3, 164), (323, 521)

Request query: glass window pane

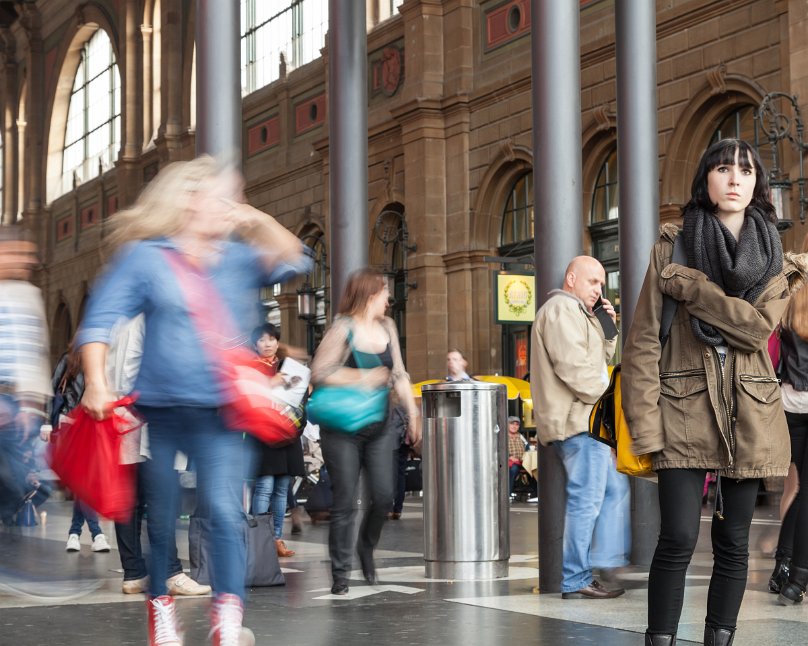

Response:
(590, 148), (619, 224)
(500, 172), (534, 245)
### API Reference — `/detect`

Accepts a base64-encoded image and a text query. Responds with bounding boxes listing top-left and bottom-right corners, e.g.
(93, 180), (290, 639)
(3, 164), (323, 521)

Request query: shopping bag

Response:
(189, 513), (285, 587)
(588, 365), (654, 478)
(219, 347), (305, 447)
(47, 397), (139, 523)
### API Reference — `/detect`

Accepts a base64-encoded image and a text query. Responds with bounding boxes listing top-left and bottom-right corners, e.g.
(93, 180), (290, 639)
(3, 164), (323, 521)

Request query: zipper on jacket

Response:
(738, 374), (781, 385)
(659, 368), (707, 379)
(711, 346), (735, 470)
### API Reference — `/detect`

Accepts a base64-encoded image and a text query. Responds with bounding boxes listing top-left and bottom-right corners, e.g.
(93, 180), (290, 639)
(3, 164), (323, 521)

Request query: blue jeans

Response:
(252, 474), (291, 539)
(68, 500), (103, 538)
(138, 406), (251, 600)
(508, 464), (522, 495)
(554, 433), (630, 592)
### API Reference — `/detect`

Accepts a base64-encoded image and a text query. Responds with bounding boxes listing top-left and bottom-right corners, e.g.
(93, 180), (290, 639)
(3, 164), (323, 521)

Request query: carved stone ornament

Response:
(707, 63), (727, 96)
(500, 138), (516, 162)
(593, 105), (616, 132)
(381, 46), (402, 97)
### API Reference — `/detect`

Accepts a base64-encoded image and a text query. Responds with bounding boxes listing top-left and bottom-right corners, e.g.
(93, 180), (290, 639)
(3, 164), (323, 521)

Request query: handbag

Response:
(47, 396), (139, 522)
(589, 232), (685, 478)
(162, 250), (301, 447)
(306, 331), (389, 433)
(189, 513), (285, 587)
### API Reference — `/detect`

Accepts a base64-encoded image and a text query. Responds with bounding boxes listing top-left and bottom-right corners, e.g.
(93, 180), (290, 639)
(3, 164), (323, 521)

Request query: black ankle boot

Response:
(768, 556), (791, 593)
(645, 632), (676, 645)
(704, 625), (734, 646)
(778, 563), (808, 605)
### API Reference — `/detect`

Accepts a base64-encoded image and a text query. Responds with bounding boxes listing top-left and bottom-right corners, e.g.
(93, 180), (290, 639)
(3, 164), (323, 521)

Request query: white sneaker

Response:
(167, 572), (211, 596)
(65, 534), (81, 552)
(92, 534), (111, 552)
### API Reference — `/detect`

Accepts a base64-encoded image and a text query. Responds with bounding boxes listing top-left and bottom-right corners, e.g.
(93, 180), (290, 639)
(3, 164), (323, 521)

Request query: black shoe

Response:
(645, 633), (676, 645)
(703, 625), (735, 646)
(357, 547), (378, 585)
(778, 563), (808, 605)
(561, 579), (625, 599)
(768, 556), (791, 594)
(331, 578), (349, 595)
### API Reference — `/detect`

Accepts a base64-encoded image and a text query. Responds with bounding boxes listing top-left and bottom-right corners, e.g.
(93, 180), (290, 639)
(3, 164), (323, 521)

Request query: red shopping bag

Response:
(219, 347), (302, 447)
(47, 397), (139, 523)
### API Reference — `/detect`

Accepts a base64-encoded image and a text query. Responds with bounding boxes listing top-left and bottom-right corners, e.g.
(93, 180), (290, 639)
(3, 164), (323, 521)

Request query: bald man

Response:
(530, 255), (630, 599)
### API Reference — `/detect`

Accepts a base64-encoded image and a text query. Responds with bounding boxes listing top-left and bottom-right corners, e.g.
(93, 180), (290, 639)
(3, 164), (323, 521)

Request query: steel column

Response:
(328, 0), (368, 309)
(615, 0), (661, 566)
(195, 1), (241, 163)
(531, 0), (584, 594)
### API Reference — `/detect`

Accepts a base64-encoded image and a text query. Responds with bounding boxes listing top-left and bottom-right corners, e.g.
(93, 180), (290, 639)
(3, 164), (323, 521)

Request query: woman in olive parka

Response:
(623, 138), (806, 646)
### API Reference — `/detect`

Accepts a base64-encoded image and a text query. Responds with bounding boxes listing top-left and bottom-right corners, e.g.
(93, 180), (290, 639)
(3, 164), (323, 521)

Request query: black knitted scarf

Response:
(681, 206), (783, 346)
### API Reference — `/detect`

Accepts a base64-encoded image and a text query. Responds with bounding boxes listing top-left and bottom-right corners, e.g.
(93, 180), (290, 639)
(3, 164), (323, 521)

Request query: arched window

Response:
(241, 0), (328, 96)
(62, 29), (121, 193)
(500, 172), (533, 248)
(710, 105), (755, 144)
(591, 147), (618, 224)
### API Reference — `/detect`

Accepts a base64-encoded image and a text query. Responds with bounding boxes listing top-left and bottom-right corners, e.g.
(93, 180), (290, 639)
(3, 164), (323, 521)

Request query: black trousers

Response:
(648, 469), (759, 634)
(320, 423), (398, 580)
(114, 462), (183, 581)
(776, 411), (808, 565)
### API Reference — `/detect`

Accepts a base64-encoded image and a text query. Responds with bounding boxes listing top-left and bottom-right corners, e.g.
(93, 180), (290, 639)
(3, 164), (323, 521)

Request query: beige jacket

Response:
(622, 224), (808, 478)
(530, 290), (617, 445)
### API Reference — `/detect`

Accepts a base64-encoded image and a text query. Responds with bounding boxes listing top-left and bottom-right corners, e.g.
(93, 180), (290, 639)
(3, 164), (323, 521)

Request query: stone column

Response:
(391, 0), (448, 379)
(161, 0), (185, 158)
(141, 23), (153, 147)
(1, 28), (18, 224)
(117, 0), (143, 208)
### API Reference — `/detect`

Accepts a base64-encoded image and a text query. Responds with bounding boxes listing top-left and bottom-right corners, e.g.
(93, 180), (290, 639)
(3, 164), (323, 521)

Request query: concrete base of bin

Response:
(425, 559), (509, 581)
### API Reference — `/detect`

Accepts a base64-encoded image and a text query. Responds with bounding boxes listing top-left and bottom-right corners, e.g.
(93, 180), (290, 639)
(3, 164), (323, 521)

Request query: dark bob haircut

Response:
(683, 138), (776, 223)
(251, 322), (280, 347)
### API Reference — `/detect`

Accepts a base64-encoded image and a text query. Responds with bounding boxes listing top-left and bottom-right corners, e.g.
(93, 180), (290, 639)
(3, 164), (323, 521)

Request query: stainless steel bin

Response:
(421, 381), (509, 580)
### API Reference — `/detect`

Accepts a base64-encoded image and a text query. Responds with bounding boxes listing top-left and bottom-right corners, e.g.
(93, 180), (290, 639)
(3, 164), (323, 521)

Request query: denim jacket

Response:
(76, 238), (311, 408)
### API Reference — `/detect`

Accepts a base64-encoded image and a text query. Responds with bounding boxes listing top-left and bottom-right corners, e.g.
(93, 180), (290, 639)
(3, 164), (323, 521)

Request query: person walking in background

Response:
(77, 156), (311, 646)
(622, 139), (803, 646)
(0, 227), (51, 527)
(51, 344), (111, 554)
(310, 268), (420, 596)
(249, 323), (305, 558)
(770, 232), (808, 606)
(530, 255), (629, 600)
(445, 348), (472, 382)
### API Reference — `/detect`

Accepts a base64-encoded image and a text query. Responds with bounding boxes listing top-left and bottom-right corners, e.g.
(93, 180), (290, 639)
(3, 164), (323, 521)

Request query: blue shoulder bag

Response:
(306, 331), (390, 433)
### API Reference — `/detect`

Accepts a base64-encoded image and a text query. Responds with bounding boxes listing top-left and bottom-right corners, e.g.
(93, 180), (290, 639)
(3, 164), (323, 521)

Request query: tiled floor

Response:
(1, 497), (807, 645)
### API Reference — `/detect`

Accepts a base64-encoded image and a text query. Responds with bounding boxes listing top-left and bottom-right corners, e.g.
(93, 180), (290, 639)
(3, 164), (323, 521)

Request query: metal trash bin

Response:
(421, 381), (509, 580)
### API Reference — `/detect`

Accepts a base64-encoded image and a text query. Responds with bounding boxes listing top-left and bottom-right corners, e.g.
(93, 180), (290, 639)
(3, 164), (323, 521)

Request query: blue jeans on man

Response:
(554, 432), (630, 593)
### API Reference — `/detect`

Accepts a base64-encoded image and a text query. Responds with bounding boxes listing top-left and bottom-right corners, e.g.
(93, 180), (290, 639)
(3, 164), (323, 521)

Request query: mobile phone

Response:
(593, 296), (619, 340)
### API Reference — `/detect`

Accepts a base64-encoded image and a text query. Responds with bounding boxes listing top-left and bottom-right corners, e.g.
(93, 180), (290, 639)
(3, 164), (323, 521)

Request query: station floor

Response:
(1, 495), (807, 645)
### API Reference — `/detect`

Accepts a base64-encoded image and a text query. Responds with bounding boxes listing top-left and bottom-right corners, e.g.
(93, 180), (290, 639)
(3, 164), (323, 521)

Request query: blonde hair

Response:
(107, 155), (220, 250)
(783, 232), (808, 341)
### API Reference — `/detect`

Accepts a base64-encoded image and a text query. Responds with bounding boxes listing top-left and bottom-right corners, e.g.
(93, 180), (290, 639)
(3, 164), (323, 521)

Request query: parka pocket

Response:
(737, 375), (780, 404)
(659, 369), (716, 461)
(659, 369), (708, 398)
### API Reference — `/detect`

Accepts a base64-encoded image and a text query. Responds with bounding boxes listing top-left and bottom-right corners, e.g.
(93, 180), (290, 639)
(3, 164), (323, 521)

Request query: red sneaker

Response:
(209, 594), (255, 646)
(146, 595), (183, 646)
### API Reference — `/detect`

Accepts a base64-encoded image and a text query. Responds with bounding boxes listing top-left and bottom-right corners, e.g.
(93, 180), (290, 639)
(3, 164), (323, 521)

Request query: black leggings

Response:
(648, 469), (760, 634)
(776, 411), (808, 565)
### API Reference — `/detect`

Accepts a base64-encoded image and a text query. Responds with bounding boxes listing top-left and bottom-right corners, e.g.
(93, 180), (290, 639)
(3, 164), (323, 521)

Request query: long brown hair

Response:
(337, 268), (387, 317)
(783, 232), (808, 340)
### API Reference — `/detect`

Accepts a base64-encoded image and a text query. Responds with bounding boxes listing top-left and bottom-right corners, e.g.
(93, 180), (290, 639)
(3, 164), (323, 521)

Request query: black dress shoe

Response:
(561, 579), (625, 599)
(357, 550), (378, 585)
(331, 578), (349, 595)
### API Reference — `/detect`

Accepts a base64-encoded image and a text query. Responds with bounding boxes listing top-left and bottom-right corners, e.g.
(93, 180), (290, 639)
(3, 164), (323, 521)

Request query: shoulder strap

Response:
(659, 231), (686, 346)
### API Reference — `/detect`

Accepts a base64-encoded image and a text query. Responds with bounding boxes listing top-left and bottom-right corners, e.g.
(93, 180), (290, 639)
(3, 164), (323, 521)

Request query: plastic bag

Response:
(47, 397), (139, 522)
